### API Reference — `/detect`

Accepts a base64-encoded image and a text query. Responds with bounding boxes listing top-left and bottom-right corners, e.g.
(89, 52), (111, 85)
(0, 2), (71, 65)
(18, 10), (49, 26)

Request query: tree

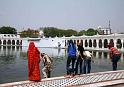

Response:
(43, 27), (78, 37)
(0, 26), (17, 34)
(20, 28), (39, 38)
(78, 30), (86, 36)
(85, 28), (97, 36)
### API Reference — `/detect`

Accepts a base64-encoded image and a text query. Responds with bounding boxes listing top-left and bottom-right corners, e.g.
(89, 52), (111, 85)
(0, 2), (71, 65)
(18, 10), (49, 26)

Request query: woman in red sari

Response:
(27, 42), (41, 81)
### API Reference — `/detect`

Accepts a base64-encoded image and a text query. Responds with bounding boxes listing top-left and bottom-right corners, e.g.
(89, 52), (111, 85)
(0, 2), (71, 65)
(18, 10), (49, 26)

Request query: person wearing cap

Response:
(108, 44), (121, 71)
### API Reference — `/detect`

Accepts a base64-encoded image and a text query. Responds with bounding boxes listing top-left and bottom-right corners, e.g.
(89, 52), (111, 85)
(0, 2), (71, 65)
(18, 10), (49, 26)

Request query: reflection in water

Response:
(20, 52), (27, 60)
(0, 55), (15, 64)
(103, 52), (108, 59)
(58, 48), (61, 55)
(92, 51), (124, 61)
(98, 52), (102, 58)
(0, 46), (22, 64)
(0, 46), (124, 84)
(93, 51), (96, 58)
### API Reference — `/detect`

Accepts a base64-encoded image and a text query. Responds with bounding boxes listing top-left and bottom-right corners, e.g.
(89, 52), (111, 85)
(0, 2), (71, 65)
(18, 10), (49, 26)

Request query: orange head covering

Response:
(28, 42), (35, 51)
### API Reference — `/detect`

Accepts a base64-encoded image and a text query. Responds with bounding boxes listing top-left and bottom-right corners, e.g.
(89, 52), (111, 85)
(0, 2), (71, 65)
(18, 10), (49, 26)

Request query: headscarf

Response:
(28, 42), (35, 51)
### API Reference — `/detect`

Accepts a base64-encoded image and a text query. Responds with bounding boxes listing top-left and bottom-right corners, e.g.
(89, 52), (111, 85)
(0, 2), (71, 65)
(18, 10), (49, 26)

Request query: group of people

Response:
(27, 42), (53, 81)
(27, 40), (121, 82)
(66, 40), (93, 77)
(66, 40), (121, 77)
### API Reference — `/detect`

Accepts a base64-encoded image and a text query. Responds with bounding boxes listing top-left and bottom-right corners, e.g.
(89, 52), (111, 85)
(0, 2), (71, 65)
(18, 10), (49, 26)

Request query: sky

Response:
(0, 0), (124, 33)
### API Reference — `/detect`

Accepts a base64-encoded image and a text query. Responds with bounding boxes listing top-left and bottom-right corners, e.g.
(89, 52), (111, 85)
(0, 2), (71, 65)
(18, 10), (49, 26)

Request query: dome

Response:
(39, 30), (43, 35)
(98, 26), (102, 29)
(39, 30), (44, 38)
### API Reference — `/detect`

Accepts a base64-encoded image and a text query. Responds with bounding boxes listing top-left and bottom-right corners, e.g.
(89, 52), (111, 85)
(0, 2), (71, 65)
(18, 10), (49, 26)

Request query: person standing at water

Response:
(83, 51), (93, 74)
(75, 42), (84, 75)
(66, 40), (77, 77)
(108, 44), (120, 71)
(27, 42), (41, 81)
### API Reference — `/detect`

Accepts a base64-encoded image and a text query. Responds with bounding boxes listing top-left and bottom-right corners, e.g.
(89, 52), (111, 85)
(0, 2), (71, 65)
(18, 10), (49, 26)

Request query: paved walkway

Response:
(1, 70), (124, 87)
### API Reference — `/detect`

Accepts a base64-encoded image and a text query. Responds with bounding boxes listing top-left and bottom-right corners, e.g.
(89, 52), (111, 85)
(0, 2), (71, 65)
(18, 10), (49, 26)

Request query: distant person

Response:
(41, 53), (53, 78)
(66, 40), (77, 77)
(58, 42), (61, 48)
(108, 44), (121, 71)
(27, 42), (41, 81)
(75, 42), (84, 75)
(83, 51), (94, 74)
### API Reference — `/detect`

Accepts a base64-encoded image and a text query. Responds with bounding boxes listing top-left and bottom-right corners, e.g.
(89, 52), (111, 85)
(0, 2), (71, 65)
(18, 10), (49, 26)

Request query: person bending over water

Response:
(41, 53), (53, 78)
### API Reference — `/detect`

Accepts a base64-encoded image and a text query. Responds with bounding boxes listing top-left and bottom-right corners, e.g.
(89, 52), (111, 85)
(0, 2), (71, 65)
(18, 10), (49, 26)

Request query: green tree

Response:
(85, 28), (97, 36)
(78, 30), (86, 36)
(43, 27), (78, 37)
(20, 28), (39, 38)
(0, 26), (17, 34)
(65, 29), (77, 37)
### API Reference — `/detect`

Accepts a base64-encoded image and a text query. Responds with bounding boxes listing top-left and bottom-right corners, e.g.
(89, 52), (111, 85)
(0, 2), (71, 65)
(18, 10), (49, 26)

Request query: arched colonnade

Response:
(65, 34), (124, 51)
(0, 34), (22, 46)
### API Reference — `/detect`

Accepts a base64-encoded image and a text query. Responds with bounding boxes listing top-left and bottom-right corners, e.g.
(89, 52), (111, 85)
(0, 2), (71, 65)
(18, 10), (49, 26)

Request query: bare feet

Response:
(64, 75), (71, 78)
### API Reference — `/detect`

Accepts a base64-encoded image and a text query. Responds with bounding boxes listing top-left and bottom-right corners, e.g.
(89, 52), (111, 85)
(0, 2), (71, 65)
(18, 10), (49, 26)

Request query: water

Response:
(0, 46), (124, 84)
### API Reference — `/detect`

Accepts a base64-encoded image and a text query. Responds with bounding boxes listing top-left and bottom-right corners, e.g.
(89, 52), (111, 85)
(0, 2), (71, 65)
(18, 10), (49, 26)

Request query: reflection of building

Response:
(0, 34), (22, 46)
(91, 51), (124, 62)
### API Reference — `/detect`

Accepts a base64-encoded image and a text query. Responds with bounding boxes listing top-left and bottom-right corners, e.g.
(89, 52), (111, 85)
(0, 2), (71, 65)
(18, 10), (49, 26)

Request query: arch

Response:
(3, 40), (6, 45)
(109, 39), (114, 47)
(99, 39), (102, 48)
(7, 40), (11, 45)
(81, 40), (83, 47)
(85, 40), (88, 47)
(123, 40), (124, 48)
(116, 39), (122, 49)
(65, 40), (67, 47)
(67, 40), (70, 46)
(16, 40), (20, 45)
(74, 40), (76, 44)
(0, 40), (2, 45)
(12, 40), (15, 45)
(93, 39), (97, 47)
(89, 39), (92, 47)
(104, 39), (108, 48)
(76, 40), (79, 45)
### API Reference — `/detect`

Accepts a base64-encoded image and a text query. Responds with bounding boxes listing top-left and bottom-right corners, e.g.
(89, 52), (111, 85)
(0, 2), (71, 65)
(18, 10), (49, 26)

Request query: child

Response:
(41, 53), (53, 78)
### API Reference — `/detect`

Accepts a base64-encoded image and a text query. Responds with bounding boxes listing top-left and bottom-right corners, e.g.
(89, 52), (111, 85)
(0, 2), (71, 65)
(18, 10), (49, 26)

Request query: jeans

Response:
(66, 56), (76, 75)
(75, 56), (83, 75)
(111, 55), (120, 71)
(83, 58), (91, 74)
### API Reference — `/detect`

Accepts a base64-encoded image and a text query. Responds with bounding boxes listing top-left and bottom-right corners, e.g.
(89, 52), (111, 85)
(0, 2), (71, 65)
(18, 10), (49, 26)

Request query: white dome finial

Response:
(39, 30), (44, 38)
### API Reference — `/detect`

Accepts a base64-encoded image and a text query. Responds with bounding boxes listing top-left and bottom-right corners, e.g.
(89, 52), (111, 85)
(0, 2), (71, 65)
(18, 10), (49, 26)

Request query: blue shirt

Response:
(68, 43), (76, 57)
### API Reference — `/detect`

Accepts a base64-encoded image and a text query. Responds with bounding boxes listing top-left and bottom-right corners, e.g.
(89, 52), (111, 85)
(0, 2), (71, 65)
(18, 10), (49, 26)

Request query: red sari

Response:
(27, 42), (41, 81)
